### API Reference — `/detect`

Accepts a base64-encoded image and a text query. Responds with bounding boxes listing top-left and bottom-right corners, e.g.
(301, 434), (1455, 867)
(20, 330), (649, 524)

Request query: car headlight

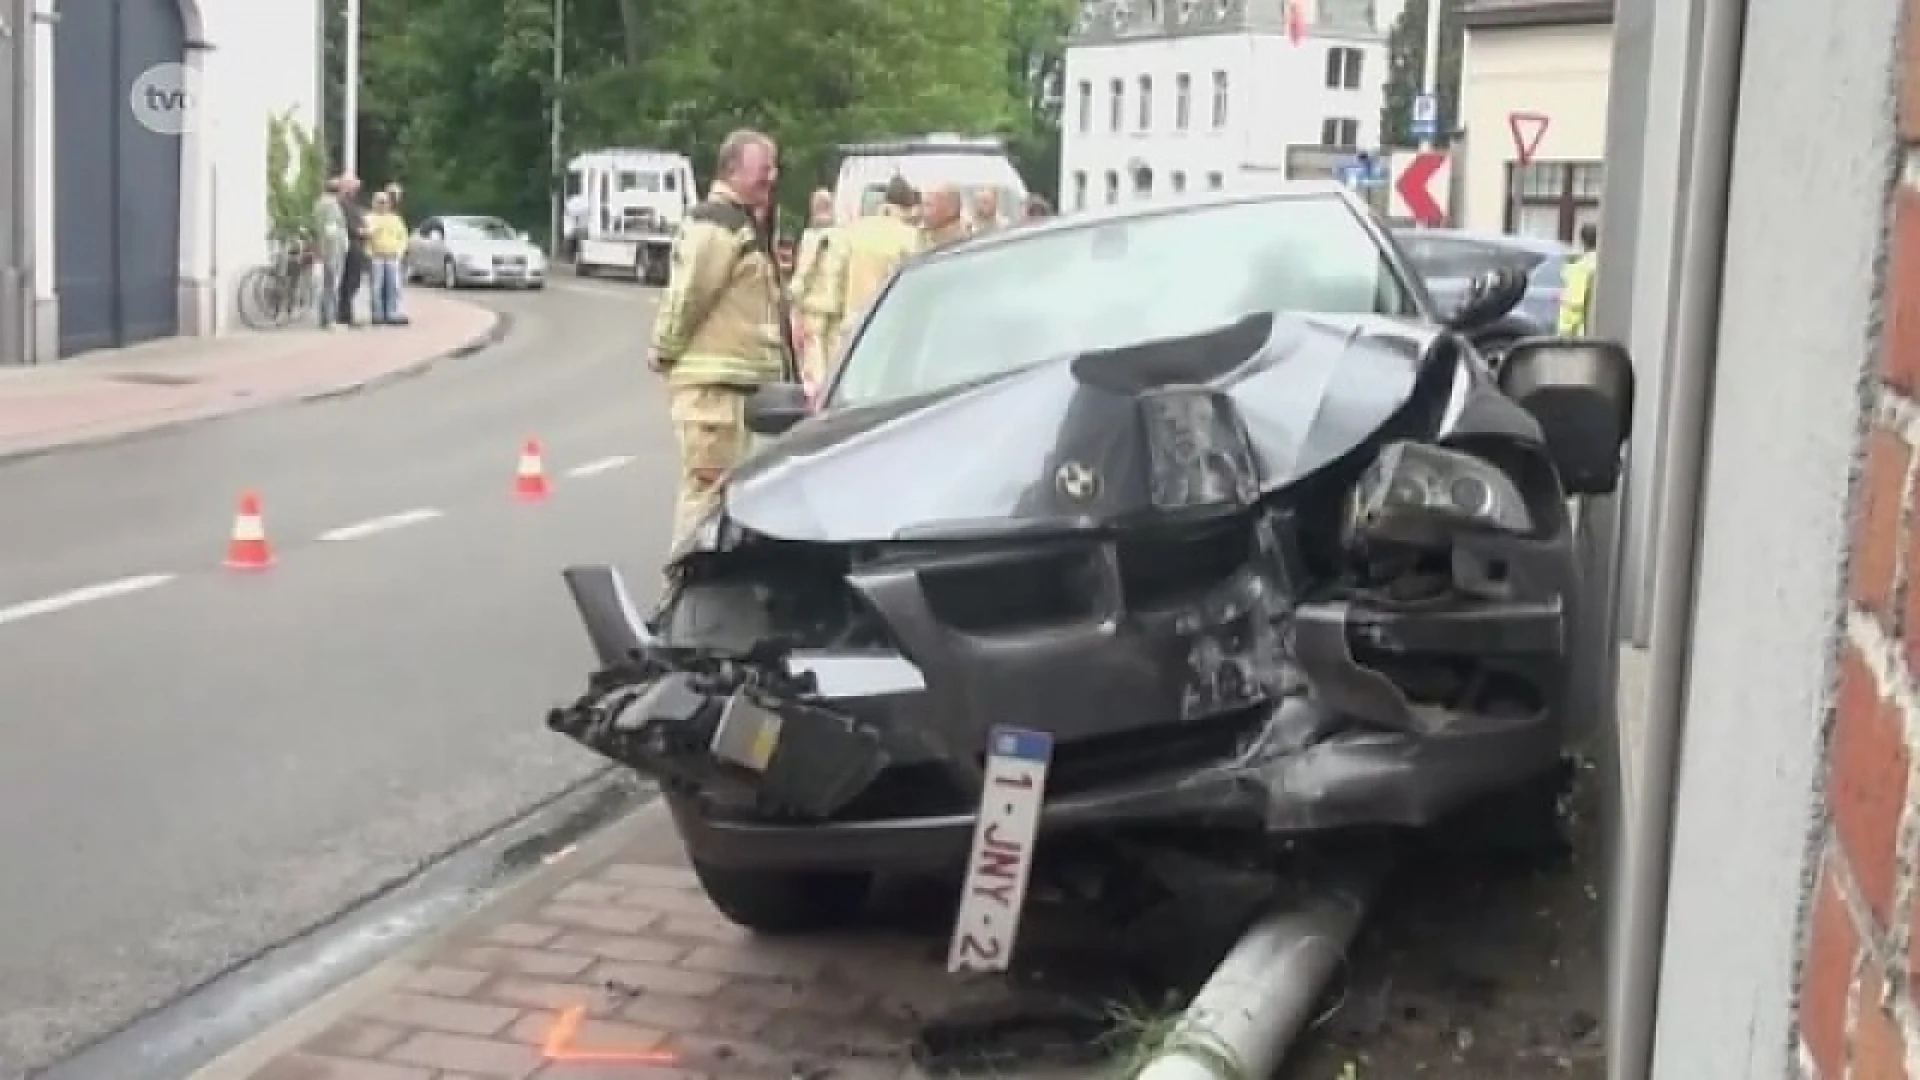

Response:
(1345, 441), (1531, 547)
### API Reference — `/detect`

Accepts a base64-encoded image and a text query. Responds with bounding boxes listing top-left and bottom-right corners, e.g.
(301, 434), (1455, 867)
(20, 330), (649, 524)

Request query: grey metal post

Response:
(0, 0), (33, 366)
(547, 0), (562, 258)
(1606, 0), (1746, 1073)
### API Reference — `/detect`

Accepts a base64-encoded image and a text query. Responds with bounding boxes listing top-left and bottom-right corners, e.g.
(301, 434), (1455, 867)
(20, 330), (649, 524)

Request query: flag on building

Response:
(1286, 0), (1311, 43)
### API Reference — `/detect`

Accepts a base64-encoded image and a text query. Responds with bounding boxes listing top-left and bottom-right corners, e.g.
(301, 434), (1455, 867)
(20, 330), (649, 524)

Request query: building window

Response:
(1138, 76), (1153, 130)
(1171, 171), (1186, 193)
(1073, 171), (1088, 209)
(1109, 79), (1124, 131)
(1324, 47), (1362, 90)
(1174, 73), (1191, 130)
(1211, 71), (1228, 128)
(1134, 166), (1154, 198)
(1076, 81), (1092, 132)
(1320, 117), (1359, 147)
(1206, 171), (1224, 190)
(1105, 170), (1120, 204)
(1504, 160), (1605, 243)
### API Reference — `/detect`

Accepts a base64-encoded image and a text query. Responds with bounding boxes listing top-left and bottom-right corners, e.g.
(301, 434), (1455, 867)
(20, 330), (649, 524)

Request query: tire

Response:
(235, 267), (288, 330)
(442, 257), (460, 289)
(690, 859), (873, 934)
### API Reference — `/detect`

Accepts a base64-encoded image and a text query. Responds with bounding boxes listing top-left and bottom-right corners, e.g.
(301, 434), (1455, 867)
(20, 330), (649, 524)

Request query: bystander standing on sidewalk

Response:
(366, 191), (411, 326)
(314, 177), (349, 329)
(384, 182), (410, 312)
(335, 174), (371, 327)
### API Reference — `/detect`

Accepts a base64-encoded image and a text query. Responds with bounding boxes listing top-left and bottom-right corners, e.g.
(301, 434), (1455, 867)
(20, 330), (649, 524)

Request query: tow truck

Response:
(565, 148), (697, 285)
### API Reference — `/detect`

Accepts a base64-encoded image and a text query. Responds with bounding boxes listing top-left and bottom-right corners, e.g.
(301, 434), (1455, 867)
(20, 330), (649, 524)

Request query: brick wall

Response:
(1796, 10), (1920, 1074)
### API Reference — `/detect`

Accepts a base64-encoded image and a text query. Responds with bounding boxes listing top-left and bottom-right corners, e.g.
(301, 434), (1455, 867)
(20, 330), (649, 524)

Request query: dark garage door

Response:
(54, 0), (184, 357)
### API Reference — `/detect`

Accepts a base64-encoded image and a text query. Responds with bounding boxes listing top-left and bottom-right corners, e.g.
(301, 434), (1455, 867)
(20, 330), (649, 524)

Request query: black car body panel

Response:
(551, 301), (1585, 873)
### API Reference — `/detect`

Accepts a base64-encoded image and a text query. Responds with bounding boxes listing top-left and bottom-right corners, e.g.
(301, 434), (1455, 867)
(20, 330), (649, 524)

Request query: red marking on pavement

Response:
(540, 1004), (679, 1064)
(1394, 151), (1448, 226)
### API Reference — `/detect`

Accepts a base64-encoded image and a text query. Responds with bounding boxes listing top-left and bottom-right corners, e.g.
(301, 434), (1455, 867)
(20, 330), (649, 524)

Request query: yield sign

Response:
(1391, 150), (1450, 226)
(1508, 111), (1549, 164)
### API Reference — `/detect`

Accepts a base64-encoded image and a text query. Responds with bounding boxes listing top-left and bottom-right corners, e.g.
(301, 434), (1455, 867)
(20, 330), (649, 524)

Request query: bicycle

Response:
(235, 240), (320, 330)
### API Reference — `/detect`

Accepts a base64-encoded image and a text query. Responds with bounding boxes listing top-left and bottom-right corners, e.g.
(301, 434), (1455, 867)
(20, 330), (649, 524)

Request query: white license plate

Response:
(947, 726), (1052, 973)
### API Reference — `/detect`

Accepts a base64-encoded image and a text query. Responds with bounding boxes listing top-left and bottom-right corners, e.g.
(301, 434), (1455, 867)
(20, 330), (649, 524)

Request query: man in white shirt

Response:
(563, 191), (589, 263)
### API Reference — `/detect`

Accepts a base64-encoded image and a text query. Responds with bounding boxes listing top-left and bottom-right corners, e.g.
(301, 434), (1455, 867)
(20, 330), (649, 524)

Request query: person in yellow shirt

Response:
(1557, 223), (1599, 336)
(365, 191), (411, 326)
(818, 176), (921, 361)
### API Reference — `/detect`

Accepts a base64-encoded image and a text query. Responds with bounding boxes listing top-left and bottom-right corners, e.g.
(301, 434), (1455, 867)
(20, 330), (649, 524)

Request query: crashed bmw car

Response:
(550, 185), (1634, 933)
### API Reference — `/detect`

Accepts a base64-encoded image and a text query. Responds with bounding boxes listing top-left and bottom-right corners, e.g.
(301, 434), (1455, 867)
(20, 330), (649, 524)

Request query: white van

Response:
(832, 134), (1028, 228)
(566, 148), (698, 284)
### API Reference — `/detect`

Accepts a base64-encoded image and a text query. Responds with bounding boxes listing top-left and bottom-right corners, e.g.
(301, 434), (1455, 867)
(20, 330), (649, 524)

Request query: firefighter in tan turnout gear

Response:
(647, 129), (789, 547)
(820, 176), (922, 359)
(919, 184), (970, 249)
(788, 188), (840, 390)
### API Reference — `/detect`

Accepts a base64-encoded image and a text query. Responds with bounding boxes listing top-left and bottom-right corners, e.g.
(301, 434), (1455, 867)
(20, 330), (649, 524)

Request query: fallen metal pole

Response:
(1133, 856), (1387, 1080)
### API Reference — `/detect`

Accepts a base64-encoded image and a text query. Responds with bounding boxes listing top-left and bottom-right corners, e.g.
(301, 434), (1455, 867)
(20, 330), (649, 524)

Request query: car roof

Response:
(1392, 226), (1575, 258)
(915, 182), (1368, 261)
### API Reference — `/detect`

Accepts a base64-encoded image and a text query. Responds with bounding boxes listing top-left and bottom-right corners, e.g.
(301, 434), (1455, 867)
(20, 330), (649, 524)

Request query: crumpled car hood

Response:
(724, 311), (1437, 543)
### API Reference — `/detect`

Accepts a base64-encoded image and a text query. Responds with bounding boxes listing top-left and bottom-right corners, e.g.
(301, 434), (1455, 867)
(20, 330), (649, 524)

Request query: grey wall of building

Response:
(1644, 0), (1897, 1072)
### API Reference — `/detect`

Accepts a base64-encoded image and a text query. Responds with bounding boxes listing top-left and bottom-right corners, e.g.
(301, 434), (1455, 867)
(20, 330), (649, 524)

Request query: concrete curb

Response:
(0, 301), (510, 465)
(296, 306), (513, 404)
(184, 792), (660, 1080)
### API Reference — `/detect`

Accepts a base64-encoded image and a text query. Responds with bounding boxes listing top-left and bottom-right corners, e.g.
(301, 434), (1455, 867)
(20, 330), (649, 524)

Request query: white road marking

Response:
(0, 573), (176, 627)
(566, 455), (634, 478)
(317, 508), (444, 543)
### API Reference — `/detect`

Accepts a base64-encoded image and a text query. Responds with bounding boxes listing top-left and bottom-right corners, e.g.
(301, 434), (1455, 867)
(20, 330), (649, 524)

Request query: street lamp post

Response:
(343, 0), (359, 173)
(1418, 0), (1441, 153)
(548, 0), (563, 259)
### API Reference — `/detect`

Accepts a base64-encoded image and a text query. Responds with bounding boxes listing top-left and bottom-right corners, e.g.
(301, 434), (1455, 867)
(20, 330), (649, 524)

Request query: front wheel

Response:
(690, 859), (872, 934)
(442, 257), (460, 289)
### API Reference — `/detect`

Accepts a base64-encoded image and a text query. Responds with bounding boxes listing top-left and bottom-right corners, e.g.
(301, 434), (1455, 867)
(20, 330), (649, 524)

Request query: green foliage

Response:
(325, 0), (1068, 235)
(266, 111), (324, 248)
(1380, 0), (1464, 149)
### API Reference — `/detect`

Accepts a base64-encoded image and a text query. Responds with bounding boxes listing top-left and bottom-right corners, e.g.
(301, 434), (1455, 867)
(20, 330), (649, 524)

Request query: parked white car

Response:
(405, 215), (547, 289)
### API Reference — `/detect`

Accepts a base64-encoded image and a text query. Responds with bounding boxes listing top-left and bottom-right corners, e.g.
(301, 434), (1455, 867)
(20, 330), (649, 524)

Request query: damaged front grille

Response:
(548, 644), (891, 818)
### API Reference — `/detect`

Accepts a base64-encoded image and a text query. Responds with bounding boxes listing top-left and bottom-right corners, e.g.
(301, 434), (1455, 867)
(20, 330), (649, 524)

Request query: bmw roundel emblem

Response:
(1055, 460), (1100, 501)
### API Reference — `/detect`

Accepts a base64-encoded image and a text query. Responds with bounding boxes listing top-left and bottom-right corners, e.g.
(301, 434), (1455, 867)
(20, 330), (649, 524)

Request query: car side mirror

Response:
(1496, 337), (1635, 496)
(744, 382), (811, 437)
(1443, 266), (1529, 332)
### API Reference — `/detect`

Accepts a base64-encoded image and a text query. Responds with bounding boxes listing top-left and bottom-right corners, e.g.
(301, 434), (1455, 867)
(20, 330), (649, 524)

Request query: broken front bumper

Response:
(550, 566), (1569, 873)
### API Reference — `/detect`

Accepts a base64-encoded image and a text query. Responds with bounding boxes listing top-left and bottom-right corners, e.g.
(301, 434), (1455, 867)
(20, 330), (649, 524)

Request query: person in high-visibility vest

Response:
(1558, 222), (1599, 336)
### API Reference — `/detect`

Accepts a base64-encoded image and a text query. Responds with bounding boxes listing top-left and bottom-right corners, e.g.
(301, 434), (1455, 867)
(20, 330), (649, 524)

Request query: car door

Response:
(408, 218), (444, 280)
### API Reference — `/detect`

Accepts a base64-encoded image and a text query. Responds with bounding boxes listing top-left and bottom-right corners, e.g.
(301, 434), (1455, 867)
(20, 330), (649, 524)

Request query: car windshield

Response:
(452, 218), (517, 241)
(832, 195), (1417, 409)
(1395, 234), (1547, 281)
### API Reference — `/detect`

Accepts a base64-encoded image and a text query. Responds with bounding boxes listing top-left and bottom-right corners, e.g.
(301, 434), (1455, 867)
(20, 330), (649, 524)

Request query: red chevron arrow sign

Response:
(1391, 150), (1450, 226)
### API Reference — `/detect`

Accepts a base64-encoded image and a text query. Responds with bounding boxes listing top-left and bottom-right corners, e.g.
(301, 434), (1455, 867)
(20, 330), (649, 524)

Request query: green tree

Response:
(1380, 0), (1464, 148)
(266, 111), (324, 248)
(327, 0), (1058, 234)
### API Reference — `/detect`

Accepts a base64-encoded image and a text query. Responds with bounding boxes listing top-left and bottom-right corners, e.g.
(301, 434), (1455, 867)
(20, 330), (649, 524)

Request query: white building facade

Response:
(25, 0), (319, 362)
(1456, 0), (1612, 240)
(1059, 0), (1388, 212)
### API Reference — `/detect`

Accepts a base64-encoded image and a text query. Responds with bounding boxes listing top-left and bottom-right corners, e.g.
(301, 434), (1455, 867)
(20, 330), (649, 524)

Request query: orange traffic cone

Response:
(515, 438), (549, 501)
(224, 491), (273, 569)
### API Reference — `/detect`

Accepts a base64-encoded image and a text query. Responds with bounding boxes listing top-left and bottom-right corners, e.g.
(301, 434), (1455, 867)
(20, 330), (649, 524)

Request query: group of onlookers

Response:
(314, 174), (412, 329)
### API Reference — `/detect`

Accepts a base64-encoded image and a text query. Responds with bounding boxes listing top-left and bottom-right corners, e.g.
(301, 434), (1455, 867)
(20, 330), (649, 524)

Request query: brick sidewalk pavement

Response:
(196, 804), (1107, 1080)
(0, 293), (502, 460)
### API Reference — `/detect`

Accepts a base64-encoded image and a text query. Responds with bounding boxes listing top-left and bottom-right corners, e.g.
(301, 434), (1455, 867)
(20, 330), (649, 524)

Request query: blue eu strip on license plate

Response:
(947, 725), (1053, 973)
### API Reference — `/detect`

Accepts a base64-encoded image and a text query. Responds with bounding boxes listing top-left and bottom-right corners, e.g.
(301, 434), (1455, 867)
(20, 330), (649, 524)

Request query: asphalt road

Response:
(0, 277), (679, 1077)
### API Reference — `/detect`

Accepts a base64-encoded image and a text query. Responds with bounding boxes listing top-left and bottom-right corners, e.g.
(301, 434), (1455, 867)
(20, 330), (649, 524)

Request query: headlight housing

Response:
(1345, 441), (1532, 548)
